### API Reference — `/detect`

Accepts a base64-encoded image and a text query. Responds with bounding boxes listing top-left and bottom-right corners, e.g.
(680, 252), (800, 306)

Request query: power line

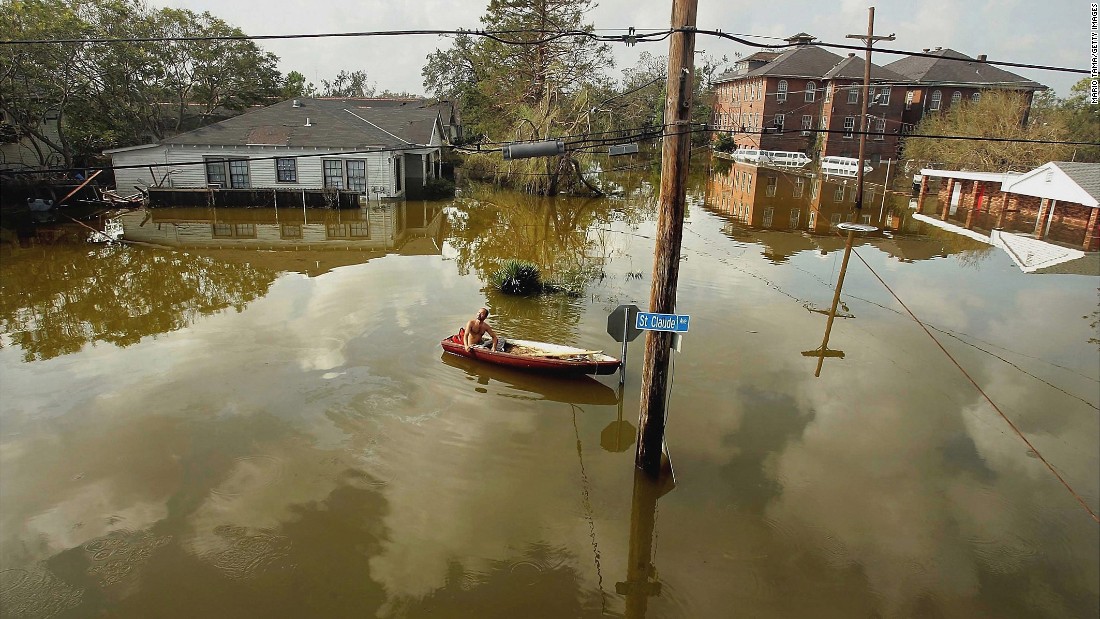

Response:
(2, 24), (1088, 76)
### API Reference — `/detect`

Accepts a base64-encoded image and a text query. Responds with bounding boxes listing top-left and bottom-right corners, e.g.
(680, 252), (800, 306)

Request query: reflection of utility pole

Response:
(637, 0), (698, 477)
(845, 7), (894, 216)
(811, 221), (875, 377)
(617, 466), (674, 618)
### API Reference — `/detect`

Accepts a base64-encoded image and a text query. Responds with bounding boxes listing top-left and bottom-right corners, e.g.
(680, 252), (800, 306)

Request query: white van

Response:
(732, 149), (772, 164)
(767, 151), (812, 168)
(821, 156), (873, 177)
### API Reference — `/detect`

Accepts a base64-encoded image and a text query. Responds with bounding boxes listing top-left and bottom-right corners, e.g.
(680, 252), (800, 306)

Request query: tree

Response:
(0, 0), (284, 166)
(422, 0), (613, 194)
(320, 70), (376, 98)
(1057, 78), (1100, 162)
(281, 71), (316, 99)
(902, 89), (1071, 172)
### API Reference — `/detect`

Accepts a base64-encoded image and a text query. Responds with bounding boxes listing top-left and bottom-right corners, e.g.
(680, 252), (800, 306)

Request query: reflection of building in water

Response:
(706, 159), (915, 235)
(120, 202), (445, 276)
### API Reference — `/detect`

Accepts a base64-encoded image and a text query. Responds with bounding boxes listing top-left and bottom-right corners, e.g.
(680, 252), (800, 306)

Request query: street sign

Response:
(607, 304), (642, 343)
(635, 312), (690, 333)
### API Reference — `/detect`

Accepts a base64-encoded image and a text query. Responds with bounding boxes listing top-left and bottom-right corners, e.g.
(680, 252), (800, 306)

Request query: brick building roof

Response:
(822, 55), (911, 83)
(744, 45), (846, 79)
(883, 48), (1044, 89)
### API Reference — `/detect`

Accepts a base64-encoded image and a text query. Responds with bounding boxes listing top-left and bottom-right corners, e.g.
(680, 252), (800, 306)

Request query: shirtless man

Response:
(464, 307), (498, 352)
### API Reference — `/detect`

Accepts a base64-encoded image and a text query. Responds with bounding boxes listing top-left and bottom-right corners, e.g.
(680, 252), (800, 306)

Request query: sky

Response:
(144, 0), (1091, 99)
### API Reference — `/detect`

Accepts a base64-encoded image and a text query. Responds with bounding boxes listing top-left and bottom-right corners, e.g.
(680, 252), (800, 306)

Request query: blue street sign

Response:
(635, 312), (690, 333)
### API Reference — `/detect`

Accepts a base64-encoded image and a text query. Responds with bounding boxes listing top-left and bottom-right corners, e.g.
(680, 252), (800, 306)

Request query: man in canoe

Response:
(464, 307), (500, 352)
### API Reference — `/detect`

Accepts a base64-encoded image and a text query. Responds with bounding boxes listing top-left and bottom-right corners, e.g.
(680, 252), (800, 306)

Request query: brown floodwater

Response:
(1, 161), (1098, 618)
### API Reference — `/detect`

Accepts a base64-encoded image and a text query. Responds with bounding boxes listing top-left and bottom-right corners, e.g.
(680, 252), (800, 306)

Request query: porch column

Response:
(964, 181), (980, 229)
(916, 175), (929, 213)
(1084, 207), (1100, 251)
(995, 192), (1009, 229)
(1034, 198), (1051, 237)
(942, 178), (955, 221)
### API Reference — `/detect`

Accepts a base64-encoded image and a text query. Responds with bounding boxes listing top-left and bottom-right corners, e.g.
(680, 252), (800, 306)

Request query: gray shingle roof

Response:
(1052, 161), (1100, 203)
(745, 45), (846, 78)
(163, 98), (442, 148)
(883, 48), (1044, 89)
(822, 55), (911, 83)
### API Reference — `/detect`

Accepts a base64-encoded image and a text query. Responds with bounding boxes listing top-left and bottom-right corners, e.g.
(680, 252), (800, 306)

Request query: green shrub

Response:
(490, 260), (543, 295)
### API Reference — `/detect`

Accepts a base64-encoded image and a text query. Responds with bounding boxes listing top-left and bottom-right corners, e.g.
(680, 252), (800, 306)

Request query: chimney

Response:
(292, 99), (301, 108)
(977, 54), (987, 62)
(848, 53), (855, 58)
(922, 48), (930, 53)
(934, 46), (942, 51)
(304, 118), (312, 127)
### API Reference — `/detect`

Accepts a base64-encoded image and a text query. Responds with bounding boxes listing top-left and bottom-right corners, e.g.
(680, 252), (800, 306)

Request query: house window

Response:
(205, 158), (249, 188)
(820, 115), (827, 130)
(971, 92), (982, 103)
(824, 83), (832, 102)
(830, 213), (842, 225)
(877, 86), (890, 106)
(789, 208), (800, 229)
(905, 90), (914, 110)
(345, 160), (367, 193)
(281, 224), (302, 239)
(848, 83), (859, 104)
(212, 222), (233, 237)
(763, 207), (774, 227)
(930, 90), (942, 111)
(228, 160), (250, 188)
(861, 214), (872, 225)
(874, 118), (886, 140)
(276, 158), (297, 183)
(766, 176), (777, 197)
(774, 113), (785, 134)
(834, 185), (845, 202)
(808, 211), (817, 229)
(951, 91), (962, 105)
(349, 222), (369, 237)
(811, 180), (819, 200)
(205, 159), (227, 187)
(234, 223), (255, 238)
(843, 116), (855, 138)
(805, 81), (816, 102)
(777, 80), (788, 103)
(801, 115), (813, 136)
(794, 177), (804, 198)
(323, 160), (344, 188)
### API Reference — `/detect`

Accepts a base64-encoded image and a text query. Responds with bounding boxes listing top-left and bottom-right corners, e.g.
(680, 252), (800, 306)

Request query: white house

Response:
(104, 98), (448, 200)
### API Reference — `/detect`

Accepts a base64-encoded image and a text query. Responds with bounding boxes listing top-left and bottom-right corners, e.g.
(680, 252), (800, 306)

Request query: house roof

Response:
(883, 48), (1044, 89)
(162, 98), (443, 149)
(822, 54), (911, 83)
(745, 45), (846, 79)
(1001, 161), (1100, 207)
(1051, 161), (1100, 203)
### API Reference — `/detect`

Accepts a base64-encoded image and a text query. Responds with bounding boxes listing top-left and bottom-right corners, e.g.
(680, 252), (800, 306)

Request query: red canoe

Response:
(441, 333), (621, 376)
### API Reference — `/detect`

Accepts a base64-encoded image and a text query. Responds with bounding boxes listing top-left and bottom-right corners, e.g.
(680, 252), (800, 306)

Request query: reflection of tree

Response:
(448, 185), (615, 285)
(0, 244), (276, 362)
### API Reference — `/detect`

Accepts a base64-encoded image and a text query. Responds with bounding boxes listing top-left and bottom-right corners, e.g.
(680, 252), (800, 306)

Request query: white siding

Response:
(111, 144), (406, 197)
(111, 146), (170, 192)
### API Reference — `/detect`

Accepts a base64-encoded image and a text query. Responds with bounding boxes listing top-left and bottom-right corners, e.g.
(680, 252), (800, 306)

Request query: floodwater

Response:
(1, 160), (1098, 618)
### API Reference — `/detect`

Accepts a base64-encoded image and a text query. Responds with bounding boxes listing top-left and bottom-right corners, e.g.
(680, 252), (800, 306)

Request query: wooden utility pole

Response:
(636, 0), (698, 477)
(845, 7), (894, 215)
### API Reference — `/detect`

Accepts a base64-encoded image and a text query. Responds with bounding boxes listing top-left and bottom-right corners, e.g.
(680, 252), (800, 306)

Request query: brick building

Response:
(884, 48), (1044, 130)
(711, 35), (1045, 162)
